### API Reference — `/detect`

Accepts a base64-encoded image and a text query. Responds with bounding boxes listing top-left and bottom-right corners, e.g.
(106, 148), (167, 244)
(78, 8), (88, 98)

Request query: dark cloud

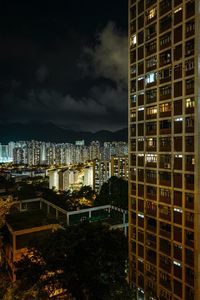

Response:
(36, 65), (49, 83)
(0, 19), (128, 132)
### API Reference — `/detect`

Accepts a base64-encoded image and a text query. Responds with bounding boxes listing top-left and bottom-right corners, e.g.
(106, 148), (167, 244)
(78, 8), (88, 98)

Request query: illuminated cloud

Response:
(79, 22), (128, 86)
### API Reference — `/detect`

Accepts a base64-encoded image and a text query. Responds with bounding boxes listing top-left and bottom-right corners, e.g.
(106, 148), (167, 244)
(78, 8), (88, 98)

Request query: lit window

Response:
(146, 72), (157, 84)
(147, 106), (157, 115)
(186, 98), (195, 108)
(145, 154), (157, 163)
(146, 56), (157, 68)
(175, 117), (183, 122)
(130, 34), (137, 47)
(174, 6), (182, 14)
(147, 8), (156, 20)
(160, 103), (171, 113)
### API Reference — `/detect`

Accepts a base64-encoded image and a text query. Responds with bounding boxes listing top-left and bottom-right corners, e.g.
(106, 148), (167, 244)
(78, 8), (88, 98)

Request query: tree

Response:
(0, 196), (13, 228)
(15, 222), (129, 300)
(95, 176), (128, 209)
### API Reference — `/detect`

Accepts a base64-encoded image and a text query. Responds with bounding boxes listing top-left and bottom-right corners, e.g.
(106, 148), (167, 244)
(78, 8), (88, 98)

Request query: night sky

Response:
(0, 0), (128, 132)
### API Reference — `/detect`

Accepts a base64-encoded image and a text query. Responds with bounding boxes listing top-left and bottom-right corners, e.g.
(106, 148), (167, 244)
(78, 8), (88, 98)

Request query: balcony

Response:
(160, 15), (172, 34)
(185, 136), (194, 152)
(159, 222), (171, 239)
(146, 217), (157, 233)
(174, 226), (182, 243)
(138, 32), (144, 46)
(138, 184), (144, 198)
(138, 169), (144, 182)
(185, 0), (194, 13)
(138, 14), (144, 31)
(146, 23), (157, 41)
(185, 117), (194, 133)
(138, 231), (144, 244)
(146, 186), (157, 201)
(174, 25), (182, 43)
(173, 210), (182, 225)
(185, 212), (194, 229)
(159, 206), (171, 222)
(174, 119), (182, 134)
(174, 244), (182, 261)
(160, 273), (172, 291)
(138, 140), (144, 151)
(174, 137), (182, 152)
(174, 81), (182, 98)
(185, 248), (194, 267)
(138, 61), (144, 75)
(130, 154), (136, 166)
(146, 171), (157, 184)
(185, 156), (194, 172)
(174, 44), (182, 61)
(146, 233), (156, 250)
(174, 99), (182, 115)
(174, 7), (183, 26)
(130, 5), (136, 20)
(174, 264), (182, 280)
(159, 50), (171, 67)
(160, 188), (171, 205)
(131, 183), (136, 196)
(160, 85), (171, 101)
(160, 0), (172, 16)
(185, 268), (194, 287)
(138, 123), (144, 136)
(159, 172), (171, 187)
(159, 255), (171, 273)
(146, 0), (156, 9)
(146, 122), (157, 136)
(138, 215), (144, 228)
(138, 46), (144, 60)
(130, 50), (136, 64)
(159, 137), (171, 152)
(185, 40), (194, 59)
(138, 155), (144, 167)
(146, 248), (157, 265)
(146, 201), (157, 217)
(185, 193), (194, 210)
(130, 169), (136, 181)
(146, 40), (157, 57)
(174, 64), (182, 80)
(146, 89), (157, 104)
(138, 0), (144, 14)
(174, 156), (182, 170)
(174, 191), (182, 207)
(174, 173), (182, 188)
(160, 33), (171, 51)
(160, 120), (171, 135)
(186, 20), (195, 38)
(185, 230), (194, 248)
(174, 280), (182, 298)
(185, 286), (194, 300)
(185, 174), (194, 191)
(138, 93), (144, 106)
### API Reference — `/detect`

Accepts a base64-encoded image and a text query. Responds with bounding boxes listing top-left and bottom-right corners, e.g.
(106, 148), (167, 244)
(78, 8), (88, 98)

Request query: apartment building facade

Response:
(128, 0), (198, 299)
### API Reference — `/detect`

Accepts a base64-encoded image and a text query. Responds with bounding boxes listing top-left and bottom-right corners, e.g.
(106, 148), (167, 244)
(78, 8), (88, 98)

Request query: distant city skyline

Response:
(0, 140), (128, 165)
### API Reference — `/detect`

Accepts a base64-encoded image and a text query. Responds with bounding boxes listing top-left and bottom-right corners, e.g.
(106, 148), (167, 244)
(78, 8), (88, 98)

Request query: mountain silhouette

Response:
(0, 123), (128, 145)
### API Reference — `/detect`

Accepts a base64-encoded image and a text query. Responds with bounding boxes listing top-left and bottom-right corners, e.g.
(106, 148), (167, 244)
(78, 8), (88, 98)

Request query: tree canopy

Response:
(15, 222), (131, 300)
(95, 176), (128, 209)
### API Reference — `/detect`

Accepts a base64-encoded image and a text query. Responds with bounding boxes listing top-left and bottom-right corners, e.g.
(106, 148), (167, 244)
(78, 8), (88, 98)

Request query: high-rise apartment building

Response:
(129, 0), (197, 299)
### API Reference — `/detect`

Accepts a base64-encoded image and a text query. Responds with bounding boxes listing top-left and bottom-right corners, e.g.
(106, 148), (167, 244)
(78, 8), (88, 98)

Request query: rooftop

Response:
(6, 211), (58, 231)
